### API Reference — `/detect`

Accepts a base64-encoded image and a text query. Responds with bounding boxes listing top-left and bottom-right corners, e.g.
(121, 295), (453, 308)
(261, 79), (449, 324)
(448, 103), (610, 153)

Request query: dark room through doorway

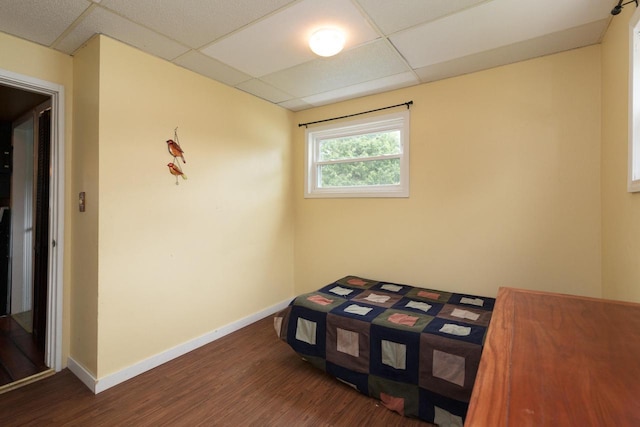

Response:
(0, 83), (52, 388)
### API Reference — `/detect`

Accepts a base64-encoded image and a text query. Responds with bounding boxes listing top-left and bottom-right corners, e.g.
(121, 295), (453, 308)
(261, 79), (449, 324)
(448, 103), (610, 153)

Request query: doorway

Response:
(0, 69), (65, 390)
(0, 91), (51, 387)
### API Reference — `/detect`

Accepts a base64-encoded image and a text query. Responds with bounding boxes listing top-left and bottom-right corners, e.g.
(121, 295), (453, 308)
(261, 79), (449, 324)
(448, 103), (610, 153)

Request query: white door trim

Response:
(0, 67), (65, 372)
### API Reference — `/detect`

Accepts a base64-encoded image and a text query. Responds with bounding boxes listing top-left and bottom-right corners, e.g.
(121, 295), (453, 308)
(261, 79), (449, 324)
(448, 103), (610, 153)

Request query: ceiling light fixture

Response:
(309, 28), (345, 57)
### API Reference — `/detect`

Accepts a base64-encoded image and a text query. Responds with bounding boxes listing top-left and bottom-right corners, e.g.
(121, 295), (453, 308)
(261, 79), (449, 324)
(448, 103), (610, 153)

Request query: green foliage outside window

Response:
(318, 131), (401, 187)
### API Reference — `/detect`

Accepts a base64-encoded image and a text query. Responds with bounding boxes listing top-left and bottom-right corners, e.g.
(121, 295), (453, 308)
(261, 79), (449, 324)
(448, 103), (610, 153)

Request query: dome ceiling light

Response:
(309, 28), (345, 57)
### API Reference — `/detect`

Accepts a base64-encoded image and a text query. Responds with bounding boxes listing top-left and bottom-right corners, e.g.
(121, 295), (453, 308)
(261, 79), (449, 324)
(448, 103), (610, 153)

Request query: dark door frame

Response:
(32, 106), (51, 352)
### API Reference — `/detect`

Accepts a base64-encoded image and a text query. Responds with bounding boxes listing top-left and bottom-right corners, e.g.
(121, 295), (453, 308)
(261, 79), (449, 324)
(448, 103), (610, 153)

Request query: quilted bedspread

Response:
(274, 276), (495, 426)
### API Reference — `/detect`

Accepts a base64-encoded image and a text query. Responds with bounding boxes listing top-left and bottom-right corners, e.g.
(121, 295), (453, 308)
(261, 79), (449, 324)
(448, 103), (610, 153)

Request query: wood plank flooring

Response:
(0, 316), (432, 426)
(0, 315), (47, 387)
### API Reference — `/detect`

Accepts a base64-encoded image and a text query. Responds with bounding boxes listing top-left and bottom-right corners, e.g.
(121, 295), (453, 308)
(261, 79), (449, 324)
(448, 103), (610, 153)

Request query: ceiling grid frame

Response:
(0, 0), (616, 111)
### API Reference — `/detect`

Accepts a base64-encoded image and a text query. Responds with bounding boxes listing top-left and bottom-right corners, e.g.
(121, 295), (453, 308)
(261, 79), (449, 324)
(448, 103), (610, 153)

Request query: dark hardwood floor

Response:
(0, 316), (432, 426)
(0, 315), (47, 387)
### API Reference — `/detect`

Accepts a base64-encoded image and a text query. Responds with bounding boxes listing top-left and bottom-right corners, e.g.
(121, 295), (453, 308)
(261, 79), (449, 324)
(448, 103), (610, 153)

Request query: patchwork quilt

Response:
(273, 276), (495, 427)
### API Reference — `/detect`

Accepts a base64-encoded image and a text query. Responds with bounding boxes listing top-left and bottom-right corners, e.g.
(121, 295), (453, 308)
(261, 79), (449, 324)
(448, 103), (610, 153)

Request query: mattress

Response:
(274, 275), (495, 426)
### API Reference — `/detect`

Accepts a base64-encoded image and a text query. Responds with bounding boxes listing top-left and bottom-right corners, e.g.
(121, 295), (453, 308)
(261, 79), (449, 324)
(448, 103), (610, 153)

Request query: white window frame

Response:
(304, 110), (410, 198)
(629, 7), (640, 192)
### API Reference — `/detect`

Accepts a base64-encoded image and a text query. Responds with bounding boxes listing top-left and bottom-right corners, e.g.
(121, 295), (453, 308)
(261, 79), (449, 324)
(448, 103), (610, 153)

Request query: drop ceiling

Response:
(0, 0), (617, 111)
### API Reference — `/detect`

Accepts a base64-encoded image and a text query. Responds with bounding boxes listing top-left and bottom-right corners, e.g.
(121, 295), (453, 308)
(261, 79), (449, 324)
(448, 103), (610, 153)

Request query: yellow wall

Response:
(2, 31), (295, 379)
(70, 35), (100, 374)
(0, 31), (74, 368)
(293, 46), (602, 299)
(93, 37), (294, 377)
(602, 8), (640, 303)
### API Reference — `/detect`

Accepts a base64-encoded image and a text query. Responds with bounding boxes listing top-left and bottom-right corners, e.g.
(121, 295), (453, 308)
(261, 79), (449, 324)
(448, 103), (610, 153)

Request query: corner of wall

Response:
(69, 34), (101, 375)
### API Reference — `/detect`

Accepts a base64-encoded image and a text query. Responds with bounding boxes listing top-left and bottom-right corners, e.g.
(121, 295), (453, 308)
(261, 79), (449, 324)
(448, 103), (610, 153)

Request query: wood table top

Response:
(466, 287), (640, 426)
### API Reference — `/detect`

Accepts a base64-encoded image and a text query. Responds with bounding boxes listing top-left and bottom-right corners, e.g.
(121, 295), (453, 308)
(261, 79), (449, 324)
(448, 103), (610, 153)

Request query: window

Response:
(629, 8), (640, 192)
(305, 110), (410, 198)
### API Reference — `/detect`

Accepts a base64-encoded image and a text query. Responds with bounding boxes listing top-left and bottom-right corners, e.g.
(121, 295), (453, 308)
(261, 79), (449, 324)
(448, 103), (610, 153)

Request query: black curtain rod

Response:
(298, 100), (413, 128)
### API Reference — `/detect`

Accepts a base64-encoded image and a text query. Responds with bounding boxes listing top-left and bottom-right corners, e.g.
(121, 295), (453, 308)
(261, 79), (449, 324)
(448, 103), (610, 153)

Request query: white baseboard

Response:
(67, 298), (292, 394)
(67, 357), (97, 392)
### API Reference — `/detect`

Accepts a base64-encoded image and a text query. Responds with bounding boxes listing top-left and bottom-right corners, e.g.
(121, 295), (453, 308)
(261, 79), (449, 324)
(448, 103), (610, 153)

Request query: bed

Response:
(273, 275), (495, 426)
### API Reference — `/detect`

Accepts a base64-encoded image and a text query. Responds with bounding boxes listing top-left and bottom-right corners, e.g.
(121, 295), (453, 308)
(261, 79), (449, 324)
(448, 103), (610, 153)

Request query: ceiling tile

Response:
(262, 40), (410, 98)
(236, 79), (293, 104)
(302, 71), (419, 107)
(200, 0), (379, 78)
(355, 0), (487, 35)
(278, 98), (313, 112)
(173, 50), (252, 86)
(414, 19), (609, 83)
(55, 6), (189, 60)
(99, 0), (296, 48)
(0, 0), (615, 111)
(391, 0), (613, 69)
(0, 0), (90, 46)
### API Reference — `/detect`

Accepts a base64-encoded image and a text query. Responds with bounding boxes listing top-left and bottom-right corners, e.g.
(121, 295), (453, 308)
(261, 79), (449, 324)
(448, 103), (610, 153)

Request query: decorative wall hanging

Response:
(166, 127), (187, 184)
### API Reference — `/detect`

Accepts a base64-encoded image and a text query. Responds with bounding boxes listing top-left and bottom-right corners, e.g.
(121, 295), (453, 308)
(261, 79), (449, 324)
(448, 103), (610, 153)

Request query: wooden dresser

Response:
(466, 287), (640, 426)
